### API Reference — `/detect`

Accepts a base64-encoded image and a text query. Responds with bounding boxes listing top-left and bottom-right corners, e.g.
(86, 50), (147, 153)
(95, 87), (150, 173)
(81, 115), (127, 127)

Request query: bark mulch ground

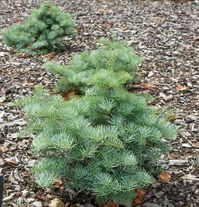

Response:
(0, 0), (199, 206)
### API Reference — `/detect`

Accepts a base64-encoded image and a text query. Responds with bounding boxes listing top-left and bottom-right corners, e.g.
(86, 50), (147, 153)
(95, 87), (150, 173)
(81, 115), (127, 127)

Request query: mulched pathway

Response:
(0, 0), (199, 206)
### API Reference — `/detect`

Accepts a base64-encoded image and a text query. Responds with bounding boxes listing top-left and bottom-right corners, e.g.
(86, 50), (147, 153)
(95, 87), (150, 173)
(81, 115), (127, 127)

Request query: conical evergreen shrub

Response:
(44, 39), (142, 93)
(3, 2), (75, 55)
(17, 40), (177, 206)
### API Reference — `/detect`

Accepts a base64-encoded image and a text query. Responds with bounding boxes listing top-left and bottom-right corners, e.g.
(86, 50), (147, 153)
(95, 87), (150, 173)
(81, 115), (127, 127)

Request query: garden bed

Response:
(0, 0), (199, 206)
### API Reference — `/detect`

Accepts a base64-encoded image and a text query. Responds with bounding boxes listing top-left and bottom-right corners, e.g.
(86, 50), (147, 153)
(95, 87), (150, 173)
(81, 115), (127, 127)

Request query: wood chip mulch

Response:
(0, 0), (199, 206)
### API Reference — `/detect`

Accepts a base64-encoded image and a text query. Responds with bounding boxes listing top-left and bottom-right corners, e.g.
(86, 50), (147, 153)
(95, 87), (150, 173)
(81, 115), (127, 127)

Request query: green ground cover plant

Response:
(17, 41), (177, 206)
(3, 2), (75, 55)
(44, 39), (142, 93)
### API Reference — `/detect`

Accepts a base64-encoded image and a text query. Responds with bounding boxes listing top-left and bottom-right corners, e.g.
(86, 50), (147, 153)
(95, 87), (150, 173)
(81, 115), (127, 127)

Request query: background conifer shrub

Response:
(44, 39), (142, 93)
(3, 2), (75, 55)
(18, 63), (177, 206)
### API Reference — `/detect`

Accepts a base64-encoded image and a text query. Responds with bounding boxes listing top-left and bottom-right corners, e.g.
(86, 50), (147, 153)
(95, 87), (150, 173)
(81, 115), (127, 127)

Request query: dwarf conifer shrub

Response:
(44, 39), (142, 93)
(3, 2), (75, 55)
(18, 60), (177, 206)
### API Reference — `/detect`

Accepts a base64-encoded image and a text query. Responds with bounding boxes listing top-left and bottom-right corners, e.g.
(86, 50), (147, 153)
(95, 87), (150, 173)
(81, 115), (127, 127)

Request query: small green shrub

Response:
(3, 2), (75, 55)
(44, 39), (142, 93)
(18, 54), (177, 205)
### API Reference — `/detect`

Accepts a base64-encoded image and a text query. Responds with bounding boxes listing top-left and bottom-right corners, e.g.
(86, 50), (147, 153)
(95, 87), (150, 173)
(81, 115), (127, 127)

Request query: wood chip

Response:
(169, 159), (188, 166)
(176, 85), (188, 92)
(181, 174), (199, 181)
(4, 157), (19, 165)
(103, 201), (119, 207)
(133, 188), (146, 205)
(3, 193), (16, 202)
(0, 144), (9, 153)
(131, 83), (157, 90)
(182, 143), (192, 148)
(49, 198), (65, 207)
(159, 171), (171, 183)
